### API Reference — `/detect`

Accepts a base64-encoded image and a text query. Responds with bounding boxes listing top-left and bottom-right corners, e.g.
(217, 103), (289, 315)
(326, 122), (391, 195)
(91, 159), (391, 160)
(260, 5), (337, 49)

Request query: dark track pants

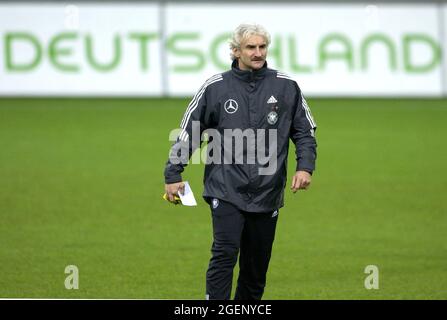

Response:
(205, 198), (279, 300)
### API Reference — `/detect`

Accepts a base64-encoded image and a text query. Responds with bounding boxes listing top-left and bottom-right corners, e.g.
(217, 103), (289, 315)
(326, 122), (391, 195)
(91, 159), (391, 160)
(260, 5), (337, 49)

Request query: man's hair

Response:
(229, 23), (271, 60)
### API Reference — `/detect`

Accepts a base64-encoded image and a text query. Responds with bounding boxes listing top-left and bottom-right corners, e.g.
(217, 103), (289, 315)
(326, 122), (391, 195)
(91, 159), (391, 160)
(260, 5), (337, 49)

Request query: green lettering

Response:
(166, 33), (205, 72)
(268, 36), (283, 70)
(4, 32), (42, 72)
(318, 33), (354, 71)
(289, 36), (312, 73)
(210, 33), (231, 71)
(128, 32), (158, 71)
(361, 34), (397, 71)
(403, 34), (441, 73)
(86, 34), (121, 72)
(49, 32), (79, 72)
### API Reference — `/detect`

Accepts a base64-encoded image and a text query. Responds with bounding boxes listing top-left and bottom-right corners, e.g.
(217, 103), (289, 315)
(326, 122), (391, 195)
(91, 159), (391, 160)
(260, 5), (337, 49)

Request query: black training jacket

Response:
(164, 60), (317, 213)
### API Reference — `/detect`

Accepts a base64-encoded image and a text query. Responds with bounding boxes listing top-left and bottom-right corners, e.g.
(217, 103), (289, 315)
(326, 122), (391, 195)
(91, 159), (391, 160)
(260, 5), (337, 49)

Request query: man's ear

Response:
(233, 48), (240, 58)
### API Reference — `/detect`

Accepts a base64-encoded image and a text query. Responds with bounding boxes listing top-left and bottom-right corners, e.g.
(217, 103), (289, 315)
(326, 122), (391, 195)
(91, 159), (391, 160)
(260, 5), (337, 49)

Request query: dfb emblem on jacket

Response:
(267, 111), (278, 125)
(224, 99), (238, 114)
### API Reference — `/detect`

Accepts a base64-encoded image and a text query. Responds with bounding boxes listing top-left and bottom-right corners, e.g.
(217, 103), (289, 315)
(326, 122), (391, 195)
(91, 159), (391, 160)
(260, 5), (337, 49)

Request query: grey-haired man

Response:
(164, 23), (317, 300)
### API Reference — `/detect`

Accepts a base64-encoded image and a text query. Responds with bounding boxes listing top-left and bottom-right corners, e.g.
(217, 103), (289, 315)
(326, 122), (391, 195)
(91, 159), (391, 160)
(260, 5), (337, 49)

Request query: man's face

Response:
(234, 34), (267, 71)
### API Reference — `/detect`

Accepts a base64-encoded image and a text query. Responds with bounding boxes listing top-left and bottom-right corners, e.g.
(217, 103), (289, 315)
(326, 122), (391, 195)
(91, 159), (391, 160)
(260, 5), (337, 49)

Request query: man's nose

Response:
(254, 47), (262, 56)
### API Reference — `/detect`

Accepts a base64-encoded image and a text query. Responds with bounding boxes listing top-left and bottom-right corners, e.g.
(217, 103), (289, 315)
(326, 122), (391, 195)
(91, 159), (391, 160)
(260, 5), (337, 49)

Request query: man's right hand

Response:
(165, 182), (185, 203)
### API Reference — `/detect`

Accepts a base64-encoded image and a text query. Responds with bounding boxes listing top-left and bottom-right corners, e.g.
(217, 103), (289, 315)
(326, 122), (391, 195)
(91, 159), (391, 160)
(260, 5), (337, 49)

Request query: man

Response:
(164, 23), (317, 300)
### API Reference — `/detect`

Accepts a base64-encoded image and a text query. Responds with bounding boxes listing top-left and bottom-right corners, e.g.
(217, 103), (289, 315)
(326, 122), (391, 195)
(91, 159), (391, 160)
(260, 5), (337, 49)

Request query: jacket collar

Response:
(231, 59), (268, 82)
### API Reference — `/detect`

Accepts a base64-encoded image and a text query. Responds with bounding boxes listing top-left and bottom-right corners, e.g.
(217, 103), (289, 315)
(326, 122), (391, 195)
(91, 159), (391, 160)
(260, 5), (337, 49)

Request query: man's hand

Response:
(291, 171), (312, 193)
(165, 182), (185, 203)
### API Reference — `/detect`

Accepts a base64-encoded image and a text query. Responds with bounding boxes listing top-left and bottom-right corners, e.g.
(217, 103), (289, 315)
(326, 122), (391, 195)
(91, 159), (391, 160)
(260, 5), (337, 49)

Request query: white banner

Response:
(166, 3), (443, 97)
(0, 3), (445, 97)
(0, 3), (162, 96)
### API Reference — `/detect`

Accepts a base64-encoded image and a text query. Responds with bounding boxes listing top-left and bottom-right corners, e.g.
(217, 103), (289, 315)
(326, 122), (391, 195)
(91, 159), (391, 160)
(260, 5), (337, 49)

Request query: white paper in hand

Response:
(178, 181), (197, 206)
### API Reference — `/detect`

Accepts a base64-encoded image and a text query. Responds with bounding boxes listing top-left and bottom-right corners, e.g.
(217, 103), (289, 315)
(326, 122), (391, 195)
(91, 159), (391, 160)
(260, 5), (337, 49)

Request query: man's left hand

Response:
(291, 171), (312, 193)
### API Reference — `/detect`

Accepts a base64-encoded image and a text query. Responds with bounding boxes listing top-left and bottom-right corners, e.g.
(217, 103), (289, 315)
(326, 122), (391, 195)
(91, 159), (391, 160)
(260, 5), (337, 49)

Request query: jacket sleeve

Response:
(164, 81), (211, 184)
(289, 83), (317, 174)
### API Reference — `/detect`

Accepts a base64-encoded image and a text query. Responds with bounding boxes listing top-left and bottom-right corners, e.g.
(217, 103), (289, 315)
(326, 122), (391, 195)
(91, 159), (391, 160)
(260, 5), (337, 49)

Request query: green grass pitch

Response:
(0, 97), (446, 299)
